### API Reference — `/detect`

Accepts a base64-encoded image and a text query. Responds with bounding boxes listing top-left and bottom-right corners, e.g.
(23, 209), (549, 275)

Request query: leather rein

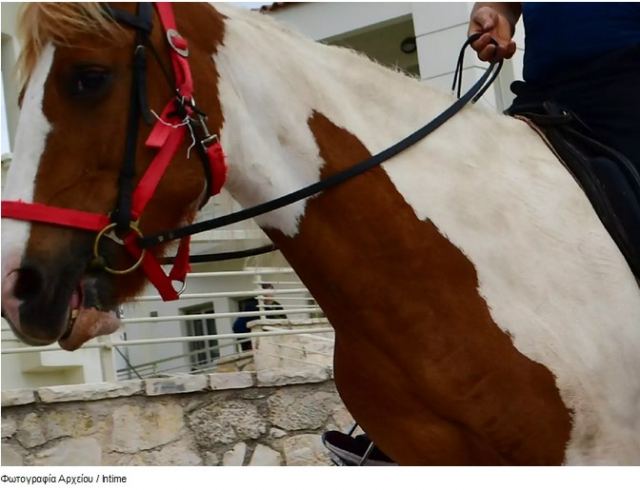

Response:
(1, 2), (501, 301)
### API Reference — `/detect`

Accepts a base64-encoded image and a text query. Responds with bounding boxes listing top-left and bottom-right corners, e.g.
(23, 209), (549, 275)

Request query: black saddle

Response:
(506, 100), (640, 282)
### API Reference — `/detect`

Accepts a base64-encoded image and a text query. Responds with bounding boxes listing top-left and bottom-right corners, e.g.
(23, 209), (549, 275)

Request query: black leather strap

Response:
(160, 244), (277, 264)
(104, 4), (153, 33)
(110, 3), (153, 231)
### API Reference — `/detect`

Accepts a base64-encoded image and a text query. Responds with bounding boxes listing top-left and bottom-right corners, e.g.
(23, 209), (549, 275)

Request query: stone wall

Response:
(1, 371), (353, 466)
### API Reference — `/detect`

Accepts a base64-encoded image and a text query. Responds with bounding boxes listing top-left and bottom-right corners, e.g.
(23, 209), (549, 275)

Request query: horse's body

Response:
(2, 3), (639, 464)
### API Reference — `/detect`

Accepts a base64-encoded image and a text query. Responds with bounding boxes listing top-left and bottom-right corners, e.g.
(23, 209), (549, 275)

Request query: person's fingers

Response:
(504, 41), (517, 59)
(470, 32), (492, 53)
(468, 7), (516, 61)
(478, 38), (517, 62)
(478, 43), (497, 62)
(493, 41), (517, 61)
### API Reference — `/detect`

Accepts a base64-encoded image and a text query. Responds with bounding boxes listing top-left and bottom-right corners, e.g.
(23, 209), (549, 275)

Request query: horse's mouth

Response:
(60, 287), (82, 341)
(57, 279), (121, 351)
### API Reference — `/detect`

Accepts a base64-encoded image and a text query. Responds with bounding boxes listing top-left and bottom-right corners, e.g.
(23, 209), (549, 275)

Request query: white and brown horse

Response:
(2, 3), (639, 465)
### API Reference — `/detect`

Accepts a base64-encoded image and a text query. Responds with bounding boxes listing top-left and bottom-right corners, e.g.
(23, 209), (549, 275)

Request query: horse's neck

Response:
(213, 5), (460, 236)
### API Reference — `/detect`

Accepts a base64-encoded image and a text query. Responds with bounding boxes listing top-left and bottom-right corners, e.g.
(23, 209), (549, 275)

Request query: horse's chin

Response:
(58, 306), (120, 351)
(57, 278), (121, 351)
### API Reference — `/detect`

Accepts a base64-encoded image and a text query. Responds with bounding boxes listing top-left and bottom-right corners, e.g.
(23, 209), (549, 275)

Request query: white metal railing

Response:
(1, 268), (334, 386)
(115, 341), (253, 379)
(1, 316), (332, 353)
(121, 308), (322, 324)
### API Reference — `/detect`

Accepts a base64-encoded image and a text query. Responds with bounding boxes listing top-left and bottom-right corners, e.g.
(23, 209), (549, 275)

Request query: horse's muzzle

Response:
(1, 249), (120, 350)
(1, 253), (73, 345)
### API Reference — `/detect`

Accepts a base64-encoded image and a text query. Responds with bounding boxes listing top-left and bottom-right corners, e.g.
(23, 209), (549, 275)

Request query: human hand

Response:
(468, 6), (517, 61)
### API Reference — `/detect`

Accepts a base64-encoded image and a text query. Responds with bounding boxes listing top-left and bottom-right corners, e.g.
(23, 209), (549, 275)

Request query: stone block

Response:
(1, 389), (35, 407)
(283, 434), (332, 466)
(145, 375), (208, 396)
(329, 405), (354, 433)
(208, 372), (254, 391)
(187, 400), (266, 449)
(269, 428), (287, 439)
(37, 380), (143, 403)
(268, 387), (337, 431)
(223, 442), (246, 466)
(2, 417), (17, 439)
(110, 402), (184, 453)
(204, 451), (220, 466)
(249, 444), (282, 466)
(256, 367), (330, 387)
(107, 436), (202, 466)
(16, 413), (46, 448)
(1, 444), (24, 466)
(40, 408), (103, 441)
(31, 437), (102, 466)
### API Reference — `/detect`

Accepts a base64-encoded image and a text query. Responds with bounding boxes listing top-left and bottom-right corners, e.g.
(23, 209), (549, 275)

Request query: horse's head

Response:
(1, 3), (225, 350)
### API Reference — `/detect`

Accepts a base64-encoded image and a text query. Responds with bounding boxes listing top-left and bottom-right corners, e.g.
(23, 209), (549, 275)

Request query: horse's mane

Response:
(17, 3), (119, 86)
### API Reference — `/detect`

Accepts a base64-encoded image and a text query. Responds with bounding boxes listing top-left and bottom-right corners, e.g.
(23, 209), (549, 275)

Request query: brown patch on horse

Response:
(26, 3), (226, 303)
(266, 111), (572, 465)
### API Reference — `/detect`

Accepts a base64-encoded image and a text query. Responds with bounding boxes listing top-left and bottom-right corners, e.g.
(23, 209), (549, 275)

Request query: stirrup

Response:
(322, 424), (397, 466)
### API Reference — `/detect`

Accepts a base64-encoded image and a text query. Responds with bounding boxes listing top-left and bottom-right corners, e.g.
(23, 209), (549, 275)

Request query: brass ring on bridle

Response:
(93, 222), (146, 275)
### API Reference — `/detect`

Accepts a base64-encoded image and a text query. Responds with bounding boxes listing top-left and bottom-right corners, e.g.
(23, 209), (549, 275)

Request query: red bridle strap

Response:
(155, 2), (193, 99)
(1, 201), (110, 232)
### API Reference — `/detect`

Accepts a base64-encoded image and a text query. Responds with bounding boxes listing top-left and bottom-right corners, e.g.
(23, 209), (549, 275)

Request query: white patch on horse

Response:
(213, 5), (328, 236)
(213, 6), (640, 463)
(1, 43), (55, 274)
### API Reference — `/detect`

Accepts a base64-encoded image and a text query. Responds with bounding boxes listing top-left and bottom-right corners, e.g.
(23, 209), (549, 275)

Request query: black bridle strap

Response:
(110, 3), (154, 232)
(139, 55), (502, 249)
(104, 4), (153, 33)
(160, 243), (277, 264)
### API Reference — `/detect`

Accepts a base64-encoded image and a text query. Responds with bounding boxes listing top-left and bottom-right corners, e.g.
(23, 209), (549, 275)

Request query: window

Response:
(183, 303), (219, 371)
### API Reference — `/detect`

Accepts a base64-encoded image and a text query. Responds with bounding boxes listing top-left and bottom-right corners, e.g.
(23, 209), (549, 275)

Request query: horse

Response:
(2, 3), (639, 465)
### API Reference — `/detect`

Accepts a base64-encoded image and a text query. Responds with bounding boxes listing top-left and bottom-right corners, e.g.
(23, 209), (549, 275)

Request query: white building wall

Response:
(266, 2), (413, 41)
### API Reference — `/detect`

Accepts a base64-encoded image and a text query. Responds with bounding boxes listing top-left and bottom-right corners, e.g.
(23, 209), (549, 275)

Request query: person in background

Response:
(232, 283), (286, 352)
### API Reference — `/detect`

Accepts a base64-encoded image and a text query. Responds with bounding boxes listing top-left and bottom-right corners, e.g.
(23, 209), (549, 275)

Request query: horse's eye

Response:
(69, 68), (112, 97)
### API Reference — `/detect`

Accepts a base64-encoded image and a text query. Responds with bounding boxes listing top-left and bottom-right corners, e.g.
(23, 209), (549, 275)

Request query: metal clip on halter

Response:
(183, 96), (217, 148)
(197, 116), (218, 147)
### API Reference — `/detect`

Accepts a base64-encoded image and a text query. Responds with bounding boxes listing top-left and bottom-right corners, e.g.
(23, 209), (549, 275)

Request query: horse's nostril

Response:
(13, 266), (44, 302)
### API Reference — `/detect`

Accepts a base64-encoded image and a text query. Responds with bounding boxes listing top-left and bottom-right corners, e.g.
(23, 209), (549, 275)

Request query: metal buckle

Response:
(93, 222), (146, 275)
(166, 28), (189, 57)
(171, 278), (188, 295)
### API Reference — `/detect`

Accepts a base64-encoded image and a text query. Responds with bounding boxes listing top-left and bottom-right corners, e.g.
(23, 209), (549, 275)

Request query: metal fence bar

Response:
(133, 288), (309, 302)
(1, 327), (334, 354)
(260, 326), (333, 343)
(115, 340), (246, 373)
(183, 268), (295, 278)
(121, 307), (322, 324)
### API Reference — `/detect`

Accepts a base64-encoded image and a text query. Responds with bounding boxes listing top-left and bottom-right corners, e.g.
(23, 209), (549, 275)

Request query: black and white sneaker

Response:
(322, 431), (397, 466)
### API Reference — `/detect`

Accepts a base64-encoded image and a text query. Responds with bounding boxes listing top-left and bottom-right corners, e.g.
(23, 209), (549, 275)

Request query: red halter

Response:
(1, 3), (227, 301)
